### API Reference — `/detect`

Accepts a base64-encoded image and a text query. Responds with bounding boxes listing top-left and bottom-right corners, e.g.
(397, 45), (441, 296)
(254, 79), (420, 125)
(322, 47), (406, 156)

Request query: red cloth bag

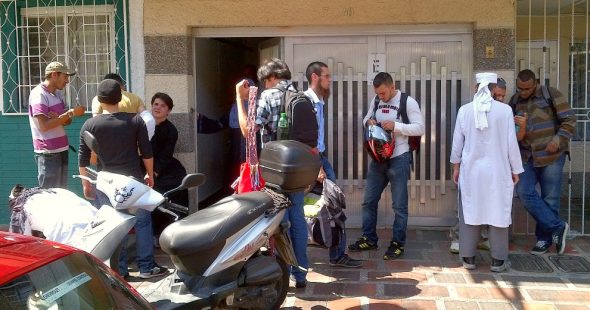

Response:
(235, 163), (265, 193)
(232, 85), (265, 194)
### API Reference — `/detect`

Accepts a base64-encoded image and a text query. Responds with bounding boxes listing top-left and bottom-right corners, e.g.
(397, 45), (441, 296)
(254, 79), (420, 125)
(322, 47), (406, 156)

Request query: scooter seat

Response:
(159, 191), (274, 275)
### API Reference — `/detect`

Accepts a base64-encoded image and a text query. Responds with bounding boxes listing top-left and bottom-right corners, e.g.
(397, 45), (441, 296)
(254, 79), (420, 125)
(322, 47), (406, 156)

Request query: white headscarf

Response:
(473, 72), (498, 130)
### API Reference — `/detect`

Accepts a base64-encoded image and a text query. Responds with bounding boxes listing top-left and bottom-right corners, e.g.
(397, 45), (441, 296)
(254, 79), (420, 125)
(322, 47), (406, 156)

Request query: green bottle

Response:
(278, 112), (289, 140)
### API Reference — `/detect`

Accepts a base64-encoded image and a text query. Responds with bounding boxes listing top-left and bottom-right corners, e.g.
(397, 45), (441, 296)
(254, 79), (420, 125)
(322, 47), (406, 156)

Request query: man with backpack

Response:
(509, 69), (576, 255)
(235, 58), (317, 288)
(304, 61), (362, 268)
(349, 72), (424, 260)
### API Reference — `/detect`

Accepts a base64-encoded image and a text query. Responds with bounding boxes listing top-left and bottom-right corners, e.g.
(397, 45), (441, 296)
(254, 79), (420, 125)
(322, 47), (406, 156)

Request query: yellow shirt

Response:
(92, 90), (145, 115)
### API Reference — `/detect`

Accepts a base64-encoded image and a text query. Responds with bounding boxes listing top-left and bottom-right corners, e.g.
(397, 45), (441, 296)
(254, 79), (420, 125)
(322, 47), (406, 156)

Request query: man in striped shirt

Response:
(28, 61), (83, 188)
(510, 69), (576, 255)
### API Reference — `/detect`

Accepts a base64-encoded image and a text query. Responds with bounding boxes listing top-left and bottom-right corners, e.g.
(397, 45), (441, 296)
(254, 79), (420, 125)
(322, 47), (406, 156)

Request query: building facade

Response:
(1, 0), (588, 235)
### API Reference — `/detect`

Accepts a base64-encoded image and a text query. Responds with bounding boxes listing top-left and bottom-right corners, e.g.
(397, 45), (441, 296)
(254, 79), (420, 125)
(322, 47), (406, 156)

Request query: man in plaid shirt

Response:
(234, 58), (316, 289)
(510, 69), (576, 256)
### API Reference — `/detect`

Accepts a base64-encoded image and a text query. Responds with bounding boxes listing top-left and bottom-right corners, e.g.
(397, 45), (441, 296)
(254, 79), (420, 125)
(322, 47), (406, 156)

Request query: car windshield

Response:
(0, 252), (151, 309)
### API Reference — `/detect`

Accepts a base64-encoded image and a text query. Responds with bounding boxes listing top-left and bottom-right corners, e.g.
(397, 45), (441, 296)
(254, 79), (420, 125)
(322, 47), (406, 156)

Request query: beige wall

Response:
(141, 0), (516, 206)
(144, 0), (515, 36)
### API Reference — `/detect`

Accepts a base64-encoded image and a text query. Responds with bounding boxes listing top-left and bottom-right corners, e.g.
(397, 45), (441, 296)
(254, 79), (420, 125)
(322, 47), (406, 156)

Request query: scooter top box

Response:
(259, 140), (321, 193)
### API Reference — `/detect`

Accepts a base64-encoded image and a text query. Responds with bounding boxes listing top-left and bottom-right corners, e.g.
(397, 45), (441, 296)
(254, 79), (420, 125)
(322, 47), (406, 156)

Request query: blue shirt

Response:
(229, 100), (248, 129)
(304, 88), (325, 153)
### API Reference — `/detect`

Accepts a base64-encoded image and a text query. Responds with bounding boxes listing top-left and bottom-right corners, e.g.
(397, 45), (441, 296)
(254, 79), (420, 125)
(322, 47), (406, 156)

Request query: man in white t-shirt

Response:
(349, 72), (425, 260)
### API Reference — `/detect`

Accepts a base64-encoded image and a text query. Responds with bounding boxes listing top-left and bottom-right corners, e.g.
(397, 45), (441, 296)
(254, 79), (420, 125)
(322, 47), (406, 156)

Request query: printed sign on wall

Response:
(368, 53), (386, 81)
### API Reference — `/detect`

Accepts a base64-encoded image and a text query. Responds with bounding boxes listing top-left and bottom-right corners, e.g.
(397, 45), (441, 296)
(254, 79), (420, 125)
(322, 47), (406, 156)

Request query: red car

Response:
(0, 231), (152, 309)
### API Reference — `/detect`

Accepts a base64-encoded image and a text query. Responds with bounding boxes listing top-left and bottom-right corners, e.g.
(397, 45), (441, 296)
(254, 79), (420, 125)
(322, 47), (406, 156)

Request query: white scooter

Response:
(80, 132), (320, 309)
(64, 131), (194, 268)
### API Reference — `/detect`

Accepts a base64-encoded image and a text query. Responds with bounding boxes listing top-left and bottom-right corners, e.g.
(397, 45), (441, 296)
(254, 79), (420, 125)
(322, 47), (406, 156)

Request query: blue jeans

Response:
(284, 191), (307, 283)
(95, 190), (156, 275)
(516, 154), (566, 244)
(361, 152), (411, 245)
(35, 150), (69, 188)
(321, 155), (347, 261)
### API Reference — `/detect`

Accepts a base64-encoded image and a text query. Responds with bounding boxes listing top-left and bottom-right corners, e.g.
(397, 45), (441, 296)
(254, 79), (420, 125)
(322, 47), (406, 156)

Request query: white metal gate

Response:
(285, 30), (473, 227)
(517, 0), (590, 236)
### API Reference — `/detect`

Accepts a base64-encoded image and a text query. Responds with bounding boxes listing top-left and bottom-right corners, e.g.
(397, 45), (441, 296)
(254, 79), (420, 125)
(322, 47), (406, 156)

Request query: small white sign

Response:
(368, 53), (386, 81)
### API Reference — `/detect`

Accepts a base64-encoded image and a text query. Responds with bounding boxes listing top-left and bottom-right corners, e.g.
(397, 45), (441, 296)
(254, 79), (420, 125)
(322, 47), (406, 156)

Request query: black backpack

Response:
(274, 84), (318, 148)
(372, 93), (421, 152)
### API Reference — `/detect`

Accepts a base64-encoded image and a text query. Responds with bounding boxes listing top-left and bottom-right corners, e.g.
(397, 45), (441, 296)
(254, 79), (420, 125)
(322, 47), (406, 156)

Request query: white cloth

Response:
(362, 91), (425, 158)
(473, 72), (497, 130)
(140, 110), (156, 140)
(23, 188), (97, 243)
(450, 101), (524, 227)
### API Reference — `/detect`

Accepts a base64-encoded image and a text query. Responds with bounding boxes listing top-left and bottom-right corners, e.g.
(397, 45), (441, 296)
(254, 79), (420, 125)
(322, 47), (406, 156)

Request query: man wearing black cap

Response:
(28, 61), (84, 188)
(78, 79), (167, 279)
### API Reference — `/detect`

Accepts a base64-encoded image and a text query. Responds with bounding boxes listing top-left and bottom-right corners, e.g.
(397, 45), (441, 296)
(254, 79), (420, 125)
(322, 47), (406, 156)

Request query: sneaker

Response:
(449, 240), (459, 254)
(123, 274), (141, 282)
(383, 241), (404, 260)
(295, 279), (307, 289)
(139, 264), (169, 279)
(461, 256), (476, 270)
(329, 254), (362, 268)
(348, 236), (378, 252)
(490, 258), (509, 273)
(554, 222), (569, 255)
(530, 240), (551, 255)
(477, 239), (491, 251)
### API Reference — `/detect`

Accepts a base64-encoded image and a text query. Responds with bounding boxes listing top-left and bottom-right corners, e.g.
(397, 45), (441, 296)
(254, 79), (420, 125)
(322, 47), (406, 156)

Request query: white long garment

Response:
(450, 101), (524, 227)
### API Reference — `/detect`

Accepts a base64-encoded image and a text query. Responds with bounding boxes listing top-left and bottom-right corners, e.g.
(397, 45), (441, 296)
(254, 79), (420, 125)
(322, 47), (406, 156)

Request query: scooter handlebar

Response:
(163, 201), (189, 215)
(72, 175), (96, 184)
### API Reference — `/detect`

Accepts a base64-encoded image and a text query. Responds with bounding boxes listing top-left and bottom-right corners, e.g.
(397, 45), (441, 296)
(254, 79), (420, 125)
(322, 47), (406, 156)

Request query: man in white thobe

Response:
(450, 72), (524, 272)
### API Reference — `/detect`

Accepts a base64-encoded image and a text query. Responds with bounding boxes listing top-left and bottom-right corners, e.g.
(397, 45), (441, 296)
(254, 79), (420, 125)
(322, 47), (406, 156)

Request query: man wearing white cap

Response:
(450, 72), (523, 272)
(28, 61), (84, 188)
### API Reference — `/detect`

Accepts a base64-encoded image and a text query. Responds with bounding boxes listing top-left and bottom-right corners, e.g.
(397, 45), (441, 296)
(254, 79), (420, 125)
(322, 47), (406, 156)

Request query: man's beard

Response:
(319, 87), (331, 101)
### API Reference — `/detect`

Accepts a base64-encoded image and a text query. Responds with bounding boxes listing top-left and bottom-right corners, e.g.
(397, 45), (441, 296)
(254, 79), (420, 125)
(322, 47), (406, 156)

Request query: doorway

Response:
(194, 37), (279, 204)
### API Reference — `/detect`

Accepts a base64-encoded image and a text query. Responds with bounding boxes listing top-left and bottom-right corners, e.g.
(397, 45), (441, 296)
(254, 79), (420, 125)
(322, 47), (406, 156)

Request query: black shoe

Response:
(139, 263), (169, 279)
(348, 236), (378, 252)
(461, 256), (476, 270)
(490, 258), (509, 272)
(295, 280), (307, 289)
(554, 222), (569, 255)
(329, 254), (363, 268)
(383, 241), (404, 260)
(530, 240), (551, 255)
(123, 274), (141, 282)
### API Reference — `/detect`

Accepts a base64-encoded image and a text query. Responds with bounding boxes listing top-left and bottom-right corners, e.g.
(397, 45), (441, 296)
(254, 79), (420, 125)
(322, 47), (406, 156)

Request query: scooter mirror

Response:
(163, 173), (206, 197)
(82, 130), (100, 154)
(179, 173), (206, 189)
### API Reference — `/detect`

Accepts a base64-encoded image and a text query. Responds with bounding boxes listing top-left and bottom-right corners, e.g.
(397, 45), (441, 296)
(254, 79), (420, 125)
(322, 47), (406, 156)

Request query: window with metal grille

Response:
(0, 1), (129, 115)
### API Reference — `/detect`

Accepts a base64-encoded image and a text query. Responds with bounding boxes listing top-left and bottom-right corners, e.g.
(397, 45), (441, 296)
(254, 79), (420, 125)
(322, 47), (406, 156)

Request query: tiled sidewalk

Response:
(132, 228), (590, 309)
(282, 228), (590, 309)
